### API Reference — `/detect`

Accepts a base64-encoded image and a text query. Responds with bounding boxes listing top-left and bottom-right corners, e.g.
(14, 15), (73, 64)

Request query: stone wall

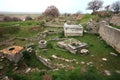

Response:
(98, 21), (120, 53)
(45, 22), (63, 27)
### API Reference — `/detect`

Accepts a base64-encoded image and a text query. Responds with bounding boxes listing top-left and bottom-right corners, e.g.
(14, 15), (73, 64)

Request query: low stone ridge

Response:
(45, 22), (63, 27)
(0, 37), (16, 46)
(52, 55), (76, 63)
(35, 52), (57, 69)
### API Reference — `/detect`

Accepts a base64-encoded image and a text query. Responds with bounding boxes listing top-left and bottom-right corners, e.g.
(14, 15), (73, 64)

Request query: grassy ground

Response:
(0, 20), (43, 37)
(0, 15), (120, 80)
(3, 13), (41, 18)
(0, 20), (48, 79)
(31, 26), (120, 80)
(77, 14), (95, 26)
(37, 28), (120, 71)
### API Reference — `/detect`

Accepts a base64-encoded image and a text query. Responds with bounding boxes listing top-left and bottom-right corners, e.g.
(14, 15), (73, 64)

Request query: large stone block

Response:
(64, 23), (83, 37)
(0, 46), (24, 63)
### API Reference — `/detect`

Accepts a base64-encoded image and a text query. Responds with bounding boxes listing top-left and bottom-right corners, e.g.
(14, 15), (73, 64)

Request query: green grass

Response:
(77, 14), (95, 26)
(1, 17), (120, 80)
(22, 50), (49, 69)
(34, 28), (120, 79)
(0, 20), (44, 38)
(37, 27), (120, 72)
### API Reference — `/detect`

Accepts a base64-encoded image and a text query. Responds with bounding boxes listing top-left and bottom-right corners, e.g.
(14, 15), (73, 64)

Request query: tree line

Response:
(87, 0), (120, 14)
(43, 0), (120, 17)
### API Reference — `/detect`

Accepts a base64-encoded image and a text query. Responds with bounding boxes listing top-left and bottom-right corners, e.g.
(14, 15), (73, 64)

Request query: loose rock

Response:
(104, 70), (111, 76)
(102, 58), (107, 61)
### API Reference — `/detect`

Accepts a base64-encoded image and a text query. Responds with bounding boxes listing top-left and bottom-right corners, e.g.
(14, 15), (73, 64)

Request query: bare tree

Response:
(105, 5), (110, 11)
(43, 5), (59, 17)
(87, 0), (103, 13)
(111, 1), (120, 13)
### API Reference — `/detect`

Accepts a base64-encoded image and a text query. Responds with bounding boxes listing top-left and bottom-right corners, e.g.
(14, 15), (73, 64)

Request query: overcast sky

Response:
(0, 0), (118, 13)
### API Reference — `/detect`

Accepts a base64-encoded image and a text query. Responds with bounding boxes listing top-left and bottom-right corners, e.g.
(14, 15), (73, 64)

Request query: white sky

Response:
(0, 0), (118, 13)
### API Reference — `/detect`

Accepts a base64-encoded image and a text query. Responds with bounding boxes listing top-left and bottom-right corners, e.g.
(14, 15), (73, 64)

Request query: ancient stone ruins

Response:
(63, 23), (83, 37)
(57, 38), (88, 54)
(0, 46), (24, 63)
(87, 18), (120, 53)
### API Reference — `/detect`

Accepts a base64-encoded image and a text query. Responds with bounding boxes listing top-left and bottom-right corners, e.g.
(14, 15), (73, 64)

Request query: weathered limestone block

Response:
(64, 23), (83, 37)
(0, 46), (24, 63)
(57, 42), (67, 48)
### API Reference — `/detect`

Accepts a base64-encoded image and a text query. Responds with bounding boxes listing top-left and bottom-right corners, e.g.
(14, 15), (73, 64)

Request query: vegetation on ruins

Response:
(0, 0), (120, 80)
(0, 11), (120, 80)
(25, 16), (33, 21)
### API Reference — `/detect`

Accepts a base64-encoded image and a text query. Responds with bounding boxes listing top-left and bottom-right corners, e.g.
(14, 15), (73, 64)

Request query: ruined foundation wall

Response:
(99, 22), (120, 53)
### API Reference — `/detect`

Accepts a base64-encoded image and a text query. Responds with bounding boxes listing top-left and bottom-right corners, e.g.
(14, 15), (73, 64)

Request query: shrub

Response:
(43, 5), (60, 17)
(81, 66), (103, 80)
(52, 69), (67, 80)
(12, 17), (21, 21)
(43, 74), (52, 80)
(47, 41), (53, 49)
(3, 16), (13, 22)
(25, 16), (33, 21)
(7, 73), (27, 80)
(59, 32), (64, 38)
(40, 21), (45, 27)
